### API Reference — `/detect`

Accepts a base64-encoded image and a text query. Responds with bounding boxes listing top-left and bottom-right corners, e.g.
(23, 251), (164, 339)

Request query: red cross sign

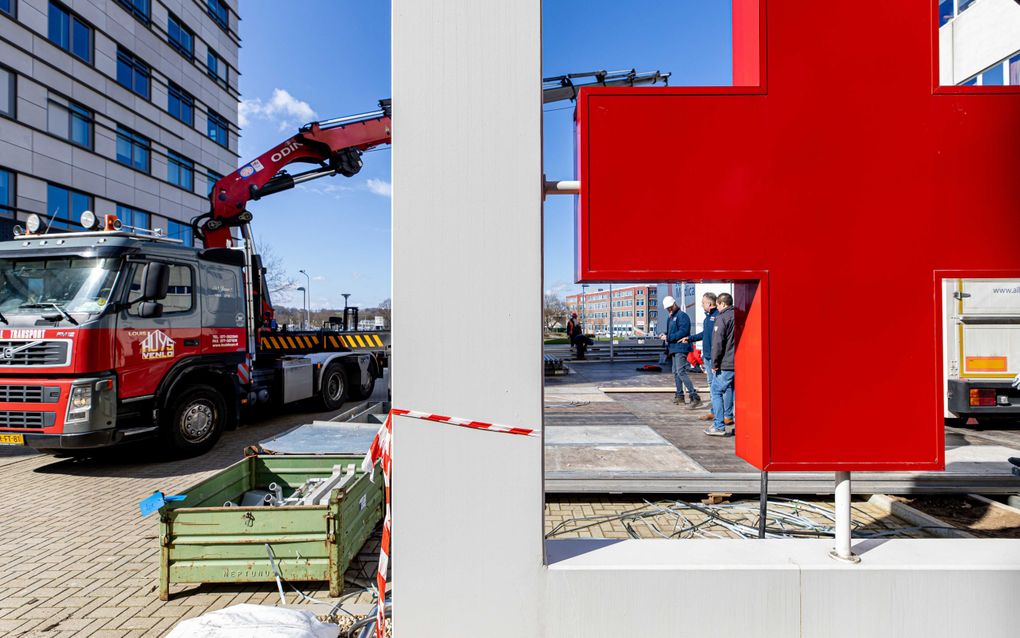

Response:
(575, 0), (1020, 470)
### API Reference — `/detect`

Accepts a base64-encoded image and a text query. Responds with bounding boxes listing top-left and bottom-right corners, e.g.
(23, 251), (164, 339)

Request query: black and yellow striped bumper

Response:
(259, 331), (388, 353)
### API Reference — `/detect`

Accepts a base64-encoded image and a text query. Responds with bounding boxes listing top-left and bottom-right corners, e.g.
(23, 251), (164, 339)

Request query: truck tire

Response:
(162, 384), (225, 455)
(318, 362), (349, 410)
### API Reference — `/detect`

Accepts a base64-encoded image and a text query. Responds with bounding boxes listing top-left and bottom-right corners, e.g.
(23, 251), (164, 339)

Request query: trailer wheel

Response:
(318, 363), (349, 410)
(162, 385), (225, 455)
(349, 376), (376, 401)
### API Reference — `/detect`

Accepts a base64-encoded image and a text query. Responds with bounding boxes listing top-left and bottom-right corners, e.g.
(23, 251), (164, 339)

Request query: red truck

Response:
(0, 103), (394, 455)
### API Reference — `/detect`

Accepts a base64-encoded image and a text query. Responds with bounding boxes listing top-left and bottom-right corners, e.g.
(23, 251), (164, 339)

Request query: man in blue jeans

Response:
(688, 292), (719, 422)
(658, 295), (701, 408)
(707, 293), (735, 436)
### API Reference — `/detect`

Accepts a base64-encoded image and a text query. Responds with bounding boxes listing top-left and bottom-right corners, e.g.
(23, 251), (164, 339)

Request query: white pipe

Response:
(544, 180), (580, 195)
(831, 471), (860, 563)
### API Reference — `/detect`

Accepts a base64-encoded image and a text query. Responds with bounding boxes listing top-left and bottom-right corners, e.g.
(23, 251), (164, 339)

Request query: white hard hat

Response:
(662, 296), (676, 310)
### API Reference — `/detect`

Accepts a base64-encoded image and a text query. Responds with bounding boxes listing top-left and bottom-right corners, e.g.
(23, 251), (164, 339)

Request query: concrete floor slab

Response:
(545, 444), (705, 473)
(545, 425), (672, 446)
(945, 444), (1020, 474)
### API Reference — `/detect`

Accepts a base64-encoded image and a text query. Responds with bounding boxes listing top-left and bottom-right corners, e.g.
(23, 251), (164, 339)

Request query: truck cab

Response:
(0, 217), (383, 455)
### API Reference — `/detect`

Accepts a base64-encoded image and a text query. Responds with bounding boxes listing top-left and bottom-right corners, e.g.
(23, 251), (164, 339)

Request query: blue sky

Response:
(239, 1), (731, 309)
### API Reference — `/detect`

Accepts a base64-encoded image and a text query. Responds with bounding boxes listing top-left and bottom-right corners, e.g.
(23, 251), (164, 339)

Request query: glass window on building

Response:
(167, 151), (194, 191)
(1010, 54), (1020, 86)
(207, 50), (228, 88)
(207, 0), (228, 31)
(46, 183), (91, 230)
(981, 63), (1005, 86)
(0, 0), (14, 18)
(0, 66), (14, 118)
(938, 0), (954, 26)
(167, 82), (194, 126)
(958, 0), (976, 13)
(0, 169), (13, 218)
(168, 14), (194, 59)
(115, 0), (148, 23)
(207, 110), (228, 147)
(167, 219), (193, 247)
(115, 126), (150, 172)
(47, 99), (92, 149)
(48, 2), (92, 63)
(207, 169), (223, 196)
(116, 47), (150, 99)
(116, 205), (149, 230)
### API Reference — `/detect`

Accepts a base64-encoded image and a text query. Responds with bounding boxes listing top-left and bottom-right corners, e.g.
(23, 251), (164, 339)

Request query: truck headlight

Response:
(66, 385), (94, 423)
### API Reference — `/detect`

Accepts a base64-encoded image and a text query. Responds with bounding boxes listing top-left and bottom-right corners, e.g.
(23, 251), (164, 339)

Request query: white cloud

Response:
(239, 88), (317, 130)
(365, 178), (392, 197)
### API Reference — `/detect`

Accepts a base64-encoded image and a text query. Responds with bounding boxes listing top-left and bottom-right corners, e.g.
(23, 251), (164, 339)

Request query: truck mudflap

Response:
(947, 379), (1020, 416)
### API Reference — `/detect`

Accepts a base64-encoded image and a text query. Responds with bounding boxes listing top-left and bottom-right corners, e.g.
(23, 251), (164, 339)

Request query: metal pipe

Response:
(830, 471), (860, 562)
(316, 108), (388, 129)
(544, 180), (580, 195)
(758, 471), (768, 539)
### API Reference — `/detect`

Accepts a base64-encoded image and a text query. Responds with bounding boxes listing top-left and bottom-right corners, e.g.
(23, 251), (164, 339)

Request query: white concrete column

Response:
(391, 0), (543, 636)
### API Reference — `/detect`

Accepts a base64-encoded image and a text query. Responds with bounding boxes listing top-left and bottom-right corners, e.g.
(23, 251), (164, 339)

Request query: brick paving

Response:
(0, 407), (380, 638)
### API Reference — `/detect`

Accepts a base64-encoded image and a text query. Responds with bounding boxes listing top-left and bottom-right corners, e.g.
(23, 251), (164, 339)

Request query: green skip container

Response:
(159, 454), (383, 600)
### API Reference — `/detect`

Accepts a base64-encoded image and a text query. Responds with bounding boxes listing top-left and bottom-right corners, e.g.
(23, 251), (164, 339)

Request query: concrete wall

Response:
(940, 0), (1020, 84)
(393, 1), (1020, 636)
(0, 0), (239, 232)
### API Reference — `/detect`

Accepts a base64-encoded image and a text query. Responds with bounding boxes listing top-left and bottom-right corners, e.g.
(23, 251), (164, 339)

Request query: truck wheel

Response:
(319, 363), (349, 410)
(163, 385), (225, 455)
(349, 376), (377, 401)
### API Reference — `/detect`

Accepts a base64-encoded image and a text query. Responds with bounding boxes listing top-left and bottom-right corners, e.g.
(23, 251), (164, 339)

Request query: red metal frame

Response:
(575, 1), (1020, 471)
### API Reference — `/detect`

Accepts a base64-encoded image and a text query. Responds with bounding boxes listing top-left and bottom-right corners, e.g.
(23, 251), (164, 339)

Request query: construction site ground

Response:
(545, 359), (1020, 494)
(0, 397), (387, 638)
(1, 364), (1018, 637)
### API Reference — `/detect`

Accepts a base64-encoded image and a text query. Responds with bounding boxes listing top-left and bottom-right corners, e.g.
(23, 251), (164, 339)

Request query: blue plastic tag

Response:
(139, 491), (186, 517)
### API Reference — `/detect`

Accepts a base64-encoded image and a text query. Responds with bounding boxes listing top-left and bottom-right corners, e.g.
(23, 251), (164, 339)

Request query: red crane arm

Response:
(200, 101), (392, 249)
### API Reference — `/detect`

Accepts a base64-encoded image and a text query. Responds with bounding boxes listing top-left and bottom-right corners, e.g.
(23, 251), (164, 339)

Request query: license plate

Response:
(0, 433), (25, 445)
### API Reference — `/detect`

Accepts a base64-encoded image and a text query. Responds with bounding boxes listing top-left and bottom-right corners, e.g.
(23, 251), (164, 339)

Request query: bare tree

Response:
(254, 238), (297, 297)
(377, 298), (391, 327)
(543, 293), (568, 332)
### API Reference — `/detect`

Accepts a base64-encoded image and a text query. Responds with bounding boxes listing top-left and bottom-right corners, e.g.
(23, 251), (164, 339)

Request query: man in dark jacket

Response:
(707, 293), (736, 436)
(658, 296), (700, 408)
(688, 292), (719, 421)
(567, 313), (592, 360)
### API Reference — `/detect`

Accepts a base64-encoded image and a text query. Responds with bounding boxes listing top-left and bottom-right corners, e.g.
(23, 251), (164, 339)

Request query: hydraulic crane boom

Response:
(199, 69), (668, 326)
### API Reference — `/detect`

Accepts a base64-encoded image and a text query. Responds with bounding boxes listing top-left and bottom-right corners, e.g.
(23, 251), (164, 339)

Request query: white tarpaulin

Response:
(165, 604), (337, 638)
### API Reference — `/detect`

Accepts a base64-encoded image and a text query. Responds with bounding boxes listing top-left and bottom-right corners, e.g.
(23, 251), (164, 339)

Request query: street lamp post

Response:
(296, 287), (307, 329)
(609, 283), (614, 362)
(342, 293), (351, 330)
(580, 284), (589, 338)
(298, 269), (311, 329)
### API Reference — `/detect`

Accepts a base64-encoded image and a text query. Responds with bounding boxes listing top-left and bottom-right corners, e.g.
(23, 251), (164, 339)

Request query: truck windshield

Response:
(0, 257), (121, 316)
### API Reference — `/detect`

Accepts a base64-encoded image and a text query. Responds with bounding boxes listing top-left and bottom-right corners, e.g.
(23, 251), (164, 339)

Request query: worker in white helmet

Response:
(658, 295), (701, 408)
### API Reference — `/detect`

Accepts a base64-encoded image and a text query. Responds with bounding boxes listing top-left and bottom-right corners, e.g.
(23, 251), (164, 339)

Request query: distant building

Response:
(565, 284), (657, 337)
(939, 0), (1020, 86)
(0, 0), (240, 242)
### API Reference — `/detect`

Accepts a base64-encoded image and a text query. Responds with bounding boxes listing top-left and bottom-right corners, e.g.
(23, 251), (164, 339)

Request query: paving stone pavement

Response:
(0, 407), (380, 638)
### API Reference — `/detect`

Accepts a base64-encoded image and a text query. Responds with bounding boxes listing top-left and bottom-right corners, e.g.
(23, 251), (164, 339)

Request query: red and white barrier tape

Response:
(361, 408), (538, 637)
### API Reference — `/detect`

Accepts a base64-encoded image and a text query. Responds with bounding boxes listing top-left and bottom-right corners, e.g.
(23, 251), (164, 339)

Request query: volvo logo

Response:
(1, 347), (14, 360)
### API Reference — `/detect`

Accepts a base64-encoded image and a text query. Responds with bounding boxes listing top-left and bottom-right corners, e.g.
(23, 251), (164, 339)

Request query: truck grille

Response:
(0, 385), (60, 403)
(0, 411), (55, 429)
(0, 340), (71, 367)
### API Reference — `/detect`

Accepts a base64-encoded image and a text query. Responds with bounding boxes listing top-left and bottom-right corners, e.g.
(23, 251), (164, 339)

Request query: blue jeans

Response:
(711, 370), (735, 430)
(671, 353), (698, 400)
(704, 363), (716, 408)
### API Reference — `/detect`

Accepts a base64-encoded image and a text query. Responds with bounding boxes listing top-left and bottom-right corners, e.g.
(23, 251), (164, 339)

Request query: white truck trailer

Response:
(943, 278), (1020, 424)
